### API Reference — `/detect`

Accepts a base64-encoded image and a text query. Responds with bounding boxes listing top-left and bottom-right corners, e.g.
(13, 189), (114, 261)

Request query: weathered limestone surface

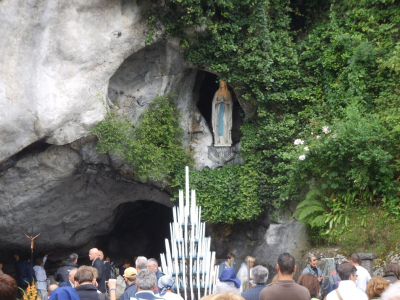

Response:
(0, 144), (172, 250)
(210, 211), (310, 281)
(0, 0), (148, 162)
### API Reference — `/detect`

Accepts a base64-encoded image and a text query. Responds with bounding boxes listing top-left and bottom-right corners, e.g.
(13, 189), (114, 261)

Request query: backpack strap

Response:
(335, 289), (344, 300)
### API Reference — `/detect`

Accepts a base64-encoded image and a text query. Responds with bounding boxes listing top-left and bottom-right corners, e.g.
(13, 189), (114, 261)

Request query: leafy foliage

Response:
(172, 164), (263, 223)
(133, 0), (400, 232)
(92, 95), (193, 185)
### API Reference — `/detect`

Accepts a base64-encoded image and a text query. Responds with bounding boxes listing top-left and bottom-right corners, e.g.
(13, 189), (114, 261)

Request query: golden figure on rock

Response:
(212, 81), (233, 147)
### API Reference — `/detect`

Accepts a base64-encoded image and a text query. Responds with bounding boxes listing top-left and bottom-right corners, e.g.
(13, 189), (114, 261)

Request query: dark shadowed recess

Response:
(95, 200), (173, 266)
(195, 71), (244, 145)
(0, 140), (51, 174)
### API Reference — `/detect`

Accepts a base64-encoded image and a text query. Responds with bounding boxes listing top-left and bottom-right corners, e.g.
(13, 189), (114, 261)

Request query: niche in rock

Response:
(95, 201), (173, 264)
(195, 72), (244, 145)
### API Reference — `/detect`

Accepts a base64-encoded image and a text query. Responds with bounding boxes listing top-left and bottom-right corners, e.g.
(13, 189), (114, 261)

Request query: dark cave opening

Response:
(95, 201), (173, 266)
(195, 71), (244, 145)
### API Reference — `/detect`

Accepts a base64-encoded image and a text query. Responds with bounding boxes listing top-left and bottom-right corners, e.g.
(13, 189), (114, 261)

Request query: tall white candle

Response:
(181, 241), (187, 300)
(185, 166), (189, 208)
(209, 251), (216, 295)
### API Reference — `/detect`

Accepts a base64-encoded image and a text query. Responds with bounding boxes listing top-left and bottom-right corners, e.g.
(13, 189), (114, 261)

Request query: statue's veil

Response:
(215, 81), (231, 98)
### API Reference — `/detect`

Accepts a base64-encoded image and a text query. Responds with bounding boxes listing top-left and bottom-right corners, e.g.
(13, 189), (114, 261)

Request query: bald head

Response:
(89, 248), (99, 261)
(47, 284), (58, 296)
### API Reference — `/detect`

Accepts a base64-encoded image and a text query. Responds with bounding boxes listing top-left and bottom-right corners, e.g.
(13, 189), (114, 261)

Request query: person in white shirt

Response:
(158, 275), (184, 300)
(326, 263), (368, 300)
(350, 253), (371, 292)
(33, 254), (49, 298)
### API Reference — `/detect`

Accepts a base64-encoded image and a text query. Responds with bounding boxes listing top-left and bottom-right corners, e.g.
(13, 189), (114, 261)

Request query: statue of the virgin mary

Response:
(212, 81), (232, 147)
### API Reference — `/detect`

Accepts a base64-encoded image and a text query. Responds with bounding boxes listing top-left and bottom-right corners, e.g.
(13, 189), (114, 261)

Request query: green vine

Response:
(92, 95), (193, 185)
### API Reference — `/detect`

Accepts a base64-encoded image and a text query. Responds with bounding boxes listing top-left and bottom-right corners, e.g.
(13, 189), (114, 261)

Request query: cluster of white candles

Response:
(160, 167), (219, 300)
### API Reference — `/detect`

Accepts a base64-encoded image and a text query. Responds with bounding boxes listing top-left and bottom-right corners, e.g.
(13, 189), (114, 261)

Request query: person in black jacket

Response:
(89, 248), (106, 293)
(54, 253), (79, 284)
(241, 266), (269, 300)
(74, 266), (109, 300)
(14, 254), (35, 290)
(98, 250), (111, 282)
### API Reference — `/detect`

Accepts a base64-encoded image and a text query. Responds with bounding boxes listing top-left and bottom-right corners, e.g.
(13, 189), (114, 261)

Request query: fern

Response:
(311, 215), (327, 227)
(298, 206), (326, 220)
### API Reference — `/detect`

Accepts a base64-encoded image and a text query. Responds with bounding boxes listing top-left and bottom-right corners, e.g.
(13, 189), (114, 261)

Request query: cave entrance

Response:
(96, 200), (173, 266)
(195, 71), (244, 145)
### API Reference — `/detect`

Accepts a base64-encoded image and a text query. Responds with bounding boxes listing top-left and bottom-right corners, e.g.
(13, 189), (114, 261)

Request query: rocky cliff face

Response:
(0, 0), (309, 270)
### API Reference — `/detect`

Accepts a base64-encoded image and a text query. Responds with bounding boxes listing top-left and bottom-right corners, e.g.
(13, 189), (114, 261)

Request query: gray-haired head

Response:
(68, 253), (78, 263)
(136, 256), (148, 271)
(147, 258), (158, 267)
(136, 269), (157, 291)
(252, 265), (269, 284)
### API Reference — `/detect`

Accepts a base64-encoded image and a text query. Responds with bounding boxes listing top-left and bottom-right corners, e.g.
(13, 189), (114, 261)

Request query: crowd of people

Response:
(0, 250), (400, 300)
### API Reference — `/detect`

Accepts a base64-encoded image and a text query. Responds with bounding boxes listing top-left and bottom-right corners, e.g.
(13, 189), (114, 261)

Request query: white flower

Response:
(311, 132), (313, 135)
(294, 139), (304, 145)
(316, 135), (321, 139)
(322, 126), (331, 134)
(304, 147), (309, 151)
(299, 155), (306, 160)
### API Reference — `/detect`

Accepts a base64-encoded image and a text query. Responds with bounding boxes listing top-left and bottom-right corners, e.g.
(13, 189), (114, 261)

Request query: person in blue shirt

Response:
(218, 253), (235, 279)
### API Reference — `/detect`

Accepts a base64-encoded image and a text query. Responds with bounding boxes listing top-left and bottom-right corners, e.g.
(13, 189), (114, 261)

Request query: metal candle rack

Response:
(160, 166), (219, 300)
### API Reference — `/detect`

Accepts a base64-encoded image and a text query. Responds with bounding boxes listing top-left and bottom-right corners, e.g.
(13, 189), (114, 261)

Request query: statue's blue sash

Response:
(218, 102), (224, 136)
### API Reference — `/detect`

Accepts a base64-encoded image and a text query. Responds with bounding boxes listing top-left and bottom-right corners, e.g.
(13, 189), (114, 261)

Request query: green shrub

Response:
(172, 164), (263, 223)
(92, 95), (193, 185)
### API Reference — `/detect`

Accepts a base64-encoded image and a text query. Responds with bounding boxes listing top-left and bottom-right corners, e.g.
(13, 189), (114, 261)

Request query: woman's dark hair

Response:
(297, 274), (319, 297)
(384, 263), (400, 279)
(0, 274), (18, 300)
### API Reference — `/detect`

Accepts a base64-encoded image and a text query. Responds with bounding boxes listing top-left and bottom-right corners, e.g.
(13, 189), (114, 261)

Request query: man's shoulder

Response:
(356, 265), (368, 272)
(260, 281), (310, 298)
(134, 292), (163, 300)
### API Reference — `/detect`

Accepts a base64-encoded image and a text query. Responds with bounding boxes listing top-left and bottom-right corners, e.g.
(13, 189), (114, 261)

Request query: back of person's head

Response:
(36, 257), (44, 265)
(68, 253), (78, 263)
(252, 266), (269, 284)
(367, 277), (389, 300)
(158, 275), (175, 296)
(382, 281), (400, 300)
(338, 263), (357, 280)
(74, 266), (95, 284)
(277, 253), (295, 275)
(226, 253), (235, 260)
(48, 284), (59, 295)
(349, 253), (360, 264)
(0, 274), (17, 300)
(201, 292), (245, 300)
(297, 274), (319, 298)
(384, 263), (400, 278)
(123, 267), (137, 282)
(136, 269), (157, 290)
(136, 256), (148, 270)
